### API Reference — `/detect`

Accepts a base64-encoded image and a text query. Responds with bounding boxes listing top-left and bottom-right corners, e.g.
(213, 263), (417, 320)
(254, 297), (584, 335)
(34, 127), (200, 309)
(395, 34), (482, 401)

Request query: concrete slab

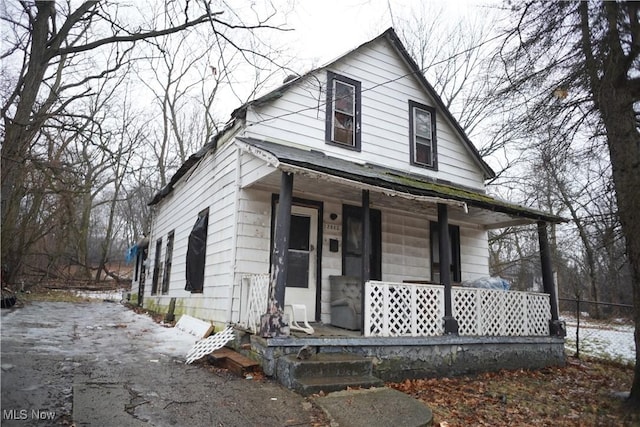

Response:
(73, 382), (147, 426)
(314, 387), (433, 427)
(2, 302), (328, 426)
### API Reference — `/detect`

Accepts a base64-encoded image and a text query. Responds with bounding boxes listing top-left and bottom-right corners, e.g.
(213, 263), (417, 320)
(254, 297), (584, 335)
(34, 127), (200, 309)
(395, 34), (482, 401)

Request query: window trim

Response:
(409, 100), (438, 170)
(325, 71), (361, 151)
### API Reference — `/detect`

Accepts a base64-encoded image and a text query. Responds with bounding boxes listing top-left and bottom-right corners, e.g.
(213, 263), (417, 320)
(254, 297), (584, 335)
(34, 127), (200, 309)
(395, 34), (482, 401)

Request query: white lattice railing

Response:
(365, 281), (445, 337)
(364, 281), (551, 338)
(453, 287), (551, 336)
(246, 273), (269, 334)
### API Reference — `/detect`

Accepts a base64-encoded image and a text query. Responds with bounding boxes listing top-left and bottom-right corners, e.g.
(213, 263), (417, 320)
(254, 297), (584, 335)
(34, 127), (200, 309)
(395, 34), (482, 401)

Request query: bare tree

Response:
(1, 0), (287, 285)
(495, 1), (640, 406)
(391, 2), (511, 170)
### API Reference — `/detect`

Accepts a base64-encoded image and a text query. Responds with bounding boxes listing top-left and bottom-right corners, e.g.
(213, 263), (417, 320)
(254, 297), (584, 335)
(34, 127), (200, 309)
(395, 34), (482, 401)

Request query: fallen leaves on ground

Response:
(388, 358), (638, 426)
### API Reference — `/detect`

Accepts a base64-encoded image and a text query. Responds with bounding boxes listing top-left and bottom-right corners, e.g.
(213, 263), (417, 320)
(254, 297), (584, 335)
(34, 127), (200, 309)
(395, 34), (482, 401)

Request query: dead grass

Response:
(13, 289), (94, 303)
(389, 357), (639, 426)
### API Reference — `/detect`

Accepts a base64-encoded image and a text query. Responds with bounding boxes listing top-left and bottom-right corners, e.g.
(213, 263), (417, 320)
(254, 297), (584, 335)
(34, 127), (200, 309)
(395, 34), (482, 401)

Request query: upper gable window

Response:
(409, 100), (438, 169)
(326, 71), (361, 151)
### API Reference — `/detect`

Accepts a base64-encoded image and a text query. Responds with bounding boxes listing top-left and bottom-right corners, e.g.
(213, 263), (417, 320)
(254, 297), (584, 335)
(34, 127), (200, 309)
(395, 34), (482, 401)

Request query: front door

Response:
(343, 205), (381, 280)
(283, 205), (318, 320)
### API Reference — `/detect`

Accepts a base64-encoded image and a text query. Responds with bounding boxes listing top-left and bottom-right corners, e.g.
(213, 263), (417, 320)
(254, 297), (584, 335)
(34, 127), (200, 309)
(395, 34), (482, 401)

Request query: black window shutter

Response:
(185, 212), (208, 292)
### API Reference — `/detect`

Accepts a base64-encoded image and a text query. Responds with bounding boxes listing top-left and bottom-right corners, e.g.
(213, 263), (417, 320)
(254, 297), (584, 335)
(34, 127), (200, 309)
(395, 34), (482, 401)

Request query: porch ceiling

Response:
(236, 137), (566, 229)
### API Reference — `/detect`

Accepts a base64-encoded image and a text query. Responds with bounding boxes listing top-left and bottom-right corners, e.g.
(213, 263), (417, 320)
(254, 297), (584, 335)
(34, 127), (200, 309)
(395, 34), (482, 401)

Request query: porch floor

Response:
(258, 322), (564, 349)
(290, 323), (361, 339)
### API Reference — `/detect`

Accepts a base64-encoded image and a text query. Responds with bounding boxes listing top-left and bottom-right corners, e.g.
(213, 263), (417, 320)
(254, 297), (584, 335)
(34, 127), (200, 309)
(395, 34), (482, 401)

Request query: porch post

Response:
(260, 171), (293, 337)
(438, 203), (459, 334)
(361, 190), (371, 331)
(537, 221), (565, 337)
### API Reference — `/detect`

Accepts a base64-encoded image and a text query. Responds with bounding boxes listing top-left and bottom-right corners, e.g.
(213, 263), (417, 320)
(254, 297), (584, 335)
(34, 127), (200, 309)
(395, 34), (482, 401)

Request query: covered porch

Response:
(245, 274), (553, 339)
(243, 274), (564, 381)
(235, 137), (566, 342)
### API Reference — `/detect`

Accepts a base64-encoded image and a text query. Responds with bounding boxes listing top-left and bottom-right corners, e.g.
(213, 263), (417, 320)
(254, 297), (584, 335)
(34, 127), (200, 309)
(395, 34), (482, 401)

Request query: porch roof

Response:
(236, 137), (566, 228)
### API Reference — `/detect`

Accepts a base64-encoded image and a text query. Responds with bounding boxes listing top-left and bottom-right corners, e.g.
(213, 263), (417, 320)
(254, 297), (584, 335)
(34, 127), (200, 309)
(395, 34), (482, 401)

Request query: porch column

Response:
(537, 221), (565, 337)
(260, 171), (293, 337)
(361, 190), (371, 331)
(438, 203), (459, 334)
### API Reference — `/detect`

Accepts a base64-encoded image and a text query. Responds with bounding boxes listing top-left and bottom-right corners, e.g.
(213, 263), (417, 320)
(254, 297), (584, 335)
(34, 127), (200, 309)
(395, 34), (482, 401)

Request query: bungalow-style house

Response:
(131, 28), (566, 385)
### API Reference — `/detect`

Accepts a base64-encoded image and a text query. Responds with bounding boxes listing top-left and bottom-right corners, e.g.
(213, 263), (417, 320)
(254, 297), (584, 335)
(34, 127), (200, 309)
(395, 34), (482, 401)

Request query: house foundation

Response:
(248, 333), (565, 382)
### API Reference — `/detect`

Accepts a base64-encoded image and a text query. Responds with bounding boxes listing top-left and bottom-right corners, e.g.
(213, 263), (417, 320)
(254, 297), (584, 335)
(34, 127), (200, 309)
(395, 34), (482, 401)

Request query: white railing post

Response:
(476, 289), (482, 335)
(523, 292), (530, 335)
(382, 284), (389, 337)
(410, 285), (417, 336)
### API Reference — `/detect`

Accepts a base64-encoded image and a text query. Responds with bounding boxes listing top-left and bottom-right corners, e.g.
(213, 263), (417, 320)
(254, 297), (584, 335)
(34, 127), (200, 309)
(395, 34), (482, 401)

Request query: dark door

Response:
(342, 205), (381, 280)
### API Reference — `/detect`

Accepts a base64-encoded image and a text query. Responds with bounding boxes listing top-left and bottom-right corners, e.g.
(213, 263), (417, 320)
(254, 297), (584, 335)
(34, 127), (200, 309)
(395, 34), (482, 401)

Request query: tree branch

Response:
(55, 11), (223, 57)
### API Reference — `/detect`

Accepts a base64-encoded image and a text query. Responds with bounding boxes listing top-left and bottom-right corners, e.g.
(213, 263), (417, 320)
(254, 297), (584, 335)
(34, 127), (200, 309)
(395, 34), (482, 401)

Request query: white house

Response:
(131, 28), (565, 383)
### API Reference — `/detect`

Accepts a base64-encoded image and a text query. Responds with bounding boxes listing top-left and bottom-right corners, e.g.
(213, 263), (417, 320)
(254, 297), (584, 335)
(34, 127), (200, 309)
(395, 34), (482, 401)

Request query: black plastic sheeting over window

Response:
(185, 210), (209, 293)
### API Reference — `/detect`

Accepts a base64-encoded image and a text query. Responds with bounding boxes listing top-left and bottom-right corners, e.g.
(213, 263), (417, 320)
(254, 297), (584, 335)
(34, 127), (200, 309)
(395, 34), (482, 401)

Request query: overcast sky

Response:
(282, 0), (497, 66)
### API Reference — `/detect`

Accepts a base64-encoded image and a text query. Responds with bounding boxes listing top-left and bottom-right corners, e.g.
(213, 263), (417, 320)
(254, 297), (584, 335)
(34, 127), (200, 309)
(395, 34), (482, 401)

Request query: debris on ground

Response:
(388, 357), (637, 426)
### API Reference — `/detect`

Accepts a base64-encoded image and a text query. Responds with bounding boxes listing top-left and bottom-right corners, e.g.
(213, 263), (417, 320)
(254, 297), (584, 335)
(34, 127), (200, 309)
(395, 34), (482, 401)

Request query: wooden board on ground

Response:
(209, 347), (259, 376)
(175, 314), (214, 339)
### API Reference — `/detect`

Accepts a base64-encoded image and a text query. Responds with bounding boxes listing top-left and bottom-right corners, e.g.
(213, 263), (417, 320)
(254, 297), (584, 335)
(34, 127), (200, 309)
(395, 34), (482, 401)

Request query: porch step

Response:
(295, 375), (384, 396)
(208, 347), (259, 376)
(278, 352), (384, 396)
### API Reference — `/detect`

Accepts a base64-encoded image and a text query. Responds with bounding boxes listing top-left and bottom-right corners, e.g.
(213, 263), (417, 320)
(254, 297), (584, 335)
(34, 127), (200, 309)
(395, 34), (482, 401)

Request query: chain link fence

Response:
(559, 297), (634, 360)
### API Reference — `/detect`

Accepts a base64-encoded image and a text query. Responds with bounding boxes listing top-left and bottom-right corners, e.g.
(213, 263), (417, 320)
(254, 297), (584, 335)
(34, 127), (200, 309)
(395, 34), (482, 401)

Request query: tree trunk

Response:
(1, 2), (56, 285)
(599, 90), (640, 406)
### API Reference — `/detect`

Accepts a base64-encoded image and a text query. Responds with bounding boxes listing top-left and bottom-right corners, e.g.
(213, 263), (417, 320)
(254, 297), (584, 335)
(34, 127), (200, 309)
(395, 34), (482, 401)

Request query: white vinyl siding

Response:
(243, 38), (486, 189)
(144, 143), (238, 324)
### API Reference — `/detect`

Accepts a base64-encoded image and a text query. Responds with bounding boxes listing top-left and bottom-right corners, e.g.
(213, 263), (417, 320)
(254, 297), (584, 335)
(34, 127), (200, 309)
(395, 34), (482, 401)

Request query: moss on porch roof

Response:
(383, 171), (543, 216)
(237, 137), (565, 224)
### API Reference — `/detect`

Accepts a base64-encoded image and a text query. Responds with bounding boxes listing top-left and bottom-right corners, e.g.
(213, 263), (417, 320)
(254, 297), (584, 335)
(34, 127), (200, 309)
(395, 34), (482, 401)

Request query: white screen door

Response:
(283, 205), (318, 319)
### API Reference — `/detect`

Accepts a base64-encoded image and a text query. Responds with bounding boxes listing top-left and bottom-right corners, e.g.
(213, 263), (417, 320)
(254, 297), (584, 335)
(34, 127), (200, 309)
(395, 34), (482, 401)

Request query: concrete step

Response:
(277, 352), (384, 396)
(294, 374), (384, 396)
(283, 353), (374, 378)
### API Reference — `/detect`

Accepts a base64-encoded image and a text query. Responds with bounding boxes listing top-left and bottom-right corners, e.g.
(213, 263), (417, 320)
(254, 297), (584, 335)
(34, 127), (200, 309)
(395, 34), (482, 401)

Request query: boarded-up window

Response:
(161, 231), (174, 294)
(185, 209), (209, 293)
(151, 238), (163, 295)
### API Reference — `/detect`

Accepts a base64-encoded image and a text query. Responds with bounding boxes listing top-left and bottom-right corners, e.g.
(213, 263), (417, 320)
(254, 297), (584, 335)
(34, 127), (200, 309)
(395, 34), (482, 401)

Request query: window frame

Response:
(409, 100), (438, 170)
(325, 71), (361, 151)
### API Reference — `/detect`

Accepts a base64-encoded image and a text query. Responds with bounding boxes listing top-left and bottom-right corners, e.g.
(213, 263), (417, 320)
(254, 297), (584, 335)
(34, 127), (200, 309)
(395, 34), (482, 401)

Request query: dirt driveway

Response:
(1, 301), (327, 426)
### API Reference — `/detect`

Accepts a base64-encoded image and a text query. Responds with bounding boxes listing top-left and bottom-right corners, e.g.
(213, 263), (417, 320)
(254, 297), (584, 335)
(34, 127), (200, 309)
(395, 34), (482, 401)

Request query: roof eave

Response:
(382, 28), (496, 180)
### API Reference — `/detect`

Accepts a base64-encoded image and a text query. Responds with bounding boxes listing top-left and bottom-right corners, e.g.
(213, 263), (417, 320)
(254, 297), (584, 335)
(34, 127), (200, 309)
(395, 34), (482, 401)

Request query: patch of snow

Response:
(561, 313), (635, 364)
(74, 289), (127, 301)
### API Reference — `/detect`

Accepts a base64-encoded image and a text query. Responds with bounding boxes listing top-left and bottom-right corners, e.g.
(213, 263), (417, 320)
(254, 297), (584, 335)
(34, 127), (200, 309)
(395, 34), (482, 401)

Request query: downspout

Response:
(226, 147), (242, 324)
